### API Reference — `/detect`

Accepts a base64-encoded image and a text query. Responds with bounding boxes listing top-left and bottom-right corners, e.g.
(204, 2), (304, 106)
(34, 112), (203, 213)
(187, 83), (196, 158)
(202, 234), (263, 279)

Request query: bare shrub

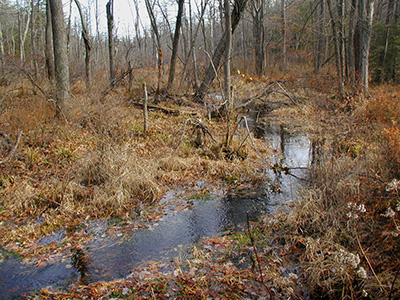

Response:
(301, 237), (366, 297)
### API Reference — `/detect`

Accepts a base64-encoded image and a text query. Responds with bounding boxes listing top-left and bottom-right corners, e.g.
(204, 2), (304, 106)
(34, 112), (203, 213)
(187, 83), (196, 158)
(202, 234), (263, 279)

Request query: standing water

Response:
(0, 122), (311, 298)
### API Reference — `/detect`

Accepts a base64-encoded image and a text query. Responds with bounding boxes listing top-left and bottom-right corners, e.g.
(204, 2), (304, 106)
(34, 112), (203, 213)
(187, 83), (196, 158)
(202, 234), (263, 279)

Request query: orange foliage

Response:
(383, 126), (400, 163)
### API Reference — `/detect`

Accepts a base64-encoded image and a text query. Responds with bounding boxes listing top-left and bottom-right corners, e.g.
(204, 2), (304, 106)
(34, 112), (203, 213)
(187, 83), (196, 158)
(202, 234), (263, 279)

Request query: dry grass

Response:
(270, 86), (400, 299)
(0, 78), (270, 248)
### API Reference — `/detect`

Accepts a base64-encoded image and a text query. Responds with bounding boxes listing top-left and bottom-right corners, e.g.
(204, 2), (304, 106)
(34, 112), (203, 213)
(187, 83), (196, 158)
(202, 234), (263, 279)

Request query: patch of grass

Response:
(188, 192), (211, 201)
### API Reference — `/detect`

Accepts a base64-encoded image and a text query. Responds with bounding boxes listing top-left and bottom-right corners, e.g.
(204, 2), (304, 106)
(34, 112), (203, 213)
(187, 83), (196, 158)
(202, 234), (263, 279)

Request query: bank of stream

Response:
(0, 120), (312, 299)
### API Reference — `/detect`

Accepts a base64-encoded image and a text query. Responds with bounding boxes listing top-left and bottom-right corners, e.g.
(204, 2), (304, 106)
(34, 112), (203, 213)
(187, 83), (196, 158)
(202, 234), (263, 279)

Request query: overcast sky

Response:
(68, 0), (177, 37)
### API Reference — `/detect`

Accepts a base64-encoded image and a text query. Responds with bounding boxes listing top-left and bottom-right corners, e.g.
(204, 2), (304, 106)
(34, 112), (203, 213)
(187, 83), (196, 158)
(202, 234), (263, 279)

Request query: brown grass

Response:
(0, 78), (270, 247)
(270, 86), (400, 299)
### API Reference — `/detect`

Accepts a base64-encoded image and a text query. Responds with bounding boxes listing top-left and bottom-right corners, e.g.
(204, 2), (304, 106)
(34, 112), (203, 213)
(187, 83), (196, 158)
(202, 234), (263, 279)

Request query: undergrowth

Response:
(0, 80), (269, 249)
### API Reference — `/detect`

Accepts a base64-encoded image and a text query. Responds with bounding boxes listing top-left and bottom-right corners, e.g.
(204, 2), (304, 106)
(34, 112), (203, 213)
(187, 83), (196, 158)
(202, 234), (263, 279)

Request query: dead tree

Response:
(74, 0), (92, 91)
(106, 0), (115, 84)
(195, 0), (248, 101)
(167, 0), (185, 90)
(49, 0), (71, 117)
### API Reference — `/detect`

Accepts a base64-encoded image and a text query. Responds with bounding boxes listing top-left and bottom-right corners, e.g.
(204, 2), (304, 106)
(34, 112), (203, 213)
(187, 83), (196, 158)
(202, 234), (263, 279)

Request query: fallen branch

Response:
(0, 130), (23, 164)
(246, 212), (274, 299)
(243, 116), (269, 165)
(130, 101), (181, 115)
(174, 119), (191, 152)
(389, 266), (400, 300)
(191, 118), (218, 145)
(101, 69), (132, 96)
(356, 230), (388, 296)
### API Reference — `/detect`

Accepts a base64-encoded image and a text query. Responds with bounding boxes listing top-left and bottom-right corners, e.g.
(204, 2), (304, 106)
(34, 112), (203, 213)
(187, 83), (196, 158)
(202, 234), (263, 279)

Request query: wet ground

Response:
(0, 122), (311, 299)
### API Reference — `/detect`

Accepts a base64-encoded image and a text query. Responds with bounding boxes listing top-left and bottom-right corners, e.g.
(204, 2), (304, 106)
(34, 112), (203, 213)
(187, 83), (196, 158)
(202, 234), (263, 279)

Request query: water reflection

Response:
(263, 124), (311, 212)
(0, 121), (311, 298)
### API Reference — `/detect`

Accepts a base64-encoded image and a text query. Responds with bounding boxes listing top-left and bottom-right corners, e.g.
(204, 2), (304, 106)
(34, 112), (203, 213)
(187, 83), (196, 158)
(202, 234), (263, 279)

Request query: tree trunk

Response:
(327, 0), (345, 98)
(346, 0), (358, 84)
(224, 0), (232, 146)
(49, 0), (71, 117)
(195, 0), (248, 101)
(45, 0), (55, 83)
(30, 0), (38, 79)
(167, 0), (185, 91)
(0, 23), (5, 77)
(281, 0), (287, 68)
(252, 0), (265, 75)
(382, 0), (395, 81)
(357, 0), (375, 94)
(18, 9), (30, 64)
(337, 0), (345, 85)
(314, 0), (324, 74)
(145, 0), (163, 101)
(74, 0), (92, 91)
(106, 0), (115, 84)
(179, 0), (209, 89)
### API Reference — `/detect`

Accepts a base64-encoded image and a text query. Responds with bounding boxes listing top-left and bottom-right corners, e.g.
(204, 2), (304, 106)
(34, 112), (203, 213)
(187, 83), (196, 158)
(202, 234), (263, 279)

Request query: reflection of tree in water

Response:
(71, 247), (90, 285)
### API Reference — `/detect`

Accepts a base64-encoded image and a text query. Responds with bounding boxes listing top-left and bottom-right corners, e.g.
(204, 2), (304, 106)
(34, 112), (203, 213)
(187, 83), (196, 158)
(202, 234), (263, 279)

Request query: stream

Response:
(0, 122), (311, 299)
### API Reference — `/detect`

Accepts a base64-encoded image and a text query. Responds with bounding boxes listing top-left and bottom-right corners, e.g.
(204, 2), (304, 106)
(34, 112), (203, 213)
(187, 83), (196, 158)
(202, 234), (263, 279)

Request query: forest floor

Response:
(1, 72), (400, 299)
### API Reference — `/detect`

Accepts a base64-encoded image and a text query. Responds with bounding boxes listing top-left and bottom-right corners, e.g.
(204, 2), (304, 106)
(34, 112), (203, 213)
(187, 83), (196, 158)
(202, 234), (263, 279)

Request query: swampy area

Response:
(1, 74), (400, 299)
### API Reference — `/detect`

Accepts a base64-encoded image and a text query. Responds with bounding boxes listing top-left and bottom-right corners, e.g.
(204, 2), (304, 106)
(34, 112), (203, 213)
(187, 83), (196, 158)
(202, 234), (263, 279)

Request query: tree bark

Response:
(145, 0), (163, 101)
(167, 0), (185, 90)
(281, 0), (287, 68)
(314, 0), (325, 74)
(18, 8), (30, 64)
(252, 0), (265, 75)
(30, 0), (38, 78)
(346, 0), (358, 84)
(195, 0), (248, 101)
(45, 0), (55, 83)
(49, 0), (71, 117)
(327, 0), (345, 98)
(382, 0), (395, 81)
(224, 0), (232, 146)
(356, 0), (375, 94)
(106, 0), (115, 84)
(74, 0), (92, 91)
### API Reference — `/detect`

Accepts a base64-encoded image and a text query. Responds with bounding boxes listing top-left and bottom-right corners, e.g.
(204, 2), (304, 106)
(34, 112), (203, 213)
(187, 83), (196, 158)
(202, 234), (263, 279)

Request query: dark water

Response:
(0, 124), (311, 299)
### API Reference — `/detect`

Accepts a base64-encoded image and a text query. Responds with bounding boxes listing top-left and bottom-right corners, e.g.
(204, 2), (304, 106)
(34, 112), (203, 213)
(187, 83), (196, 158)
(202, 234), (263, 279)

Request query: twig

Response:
(0, 130), (23, 164)
(22, 70), (48, 98)
(389, 266), (400, 300)
(191, 119), (218, 143)
(355, 230), (388, 296)
(246, 212), (274, 299)
(275, 81), (300, 105)
(174, 119), (191, 152)
(243, 116), (269, 165)
(143, 83), (148, 132)
(7, 130), (22, 159)
(200, 48), (225, 105)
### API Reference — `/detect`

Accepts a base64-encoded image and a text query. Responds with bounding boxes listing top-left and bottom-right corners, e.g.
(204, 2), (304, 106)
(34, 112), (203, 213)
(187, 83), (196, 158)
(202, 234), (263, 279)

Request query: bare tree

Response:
(45, 0), (55, 83)
(224, 0), (232, 146)
(356, 0), (375, 93)
(251, 0), (265, 75)
(49, 0), (71, 117)
(74, 0), (92, 90)
(314, 0), (325, 74)
(195, 0), (248, 101)
(167, 0), (185, 90)
(145, 0), (163, 101)
(327, 0), (345, 97)
(17, 3), (30, 64)
(281, 0), (287, 68)
(106, 0), (115, 83)
(30, 0), (38, 78)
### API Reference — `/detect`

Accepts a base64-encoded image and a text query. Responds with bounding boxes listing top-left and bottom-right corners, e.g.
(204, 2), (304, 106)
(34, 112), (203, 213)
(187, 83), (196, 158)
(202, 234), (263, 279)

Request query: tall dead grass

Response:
(278, 89), (400, 299)
(0, 80), (270, 246)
